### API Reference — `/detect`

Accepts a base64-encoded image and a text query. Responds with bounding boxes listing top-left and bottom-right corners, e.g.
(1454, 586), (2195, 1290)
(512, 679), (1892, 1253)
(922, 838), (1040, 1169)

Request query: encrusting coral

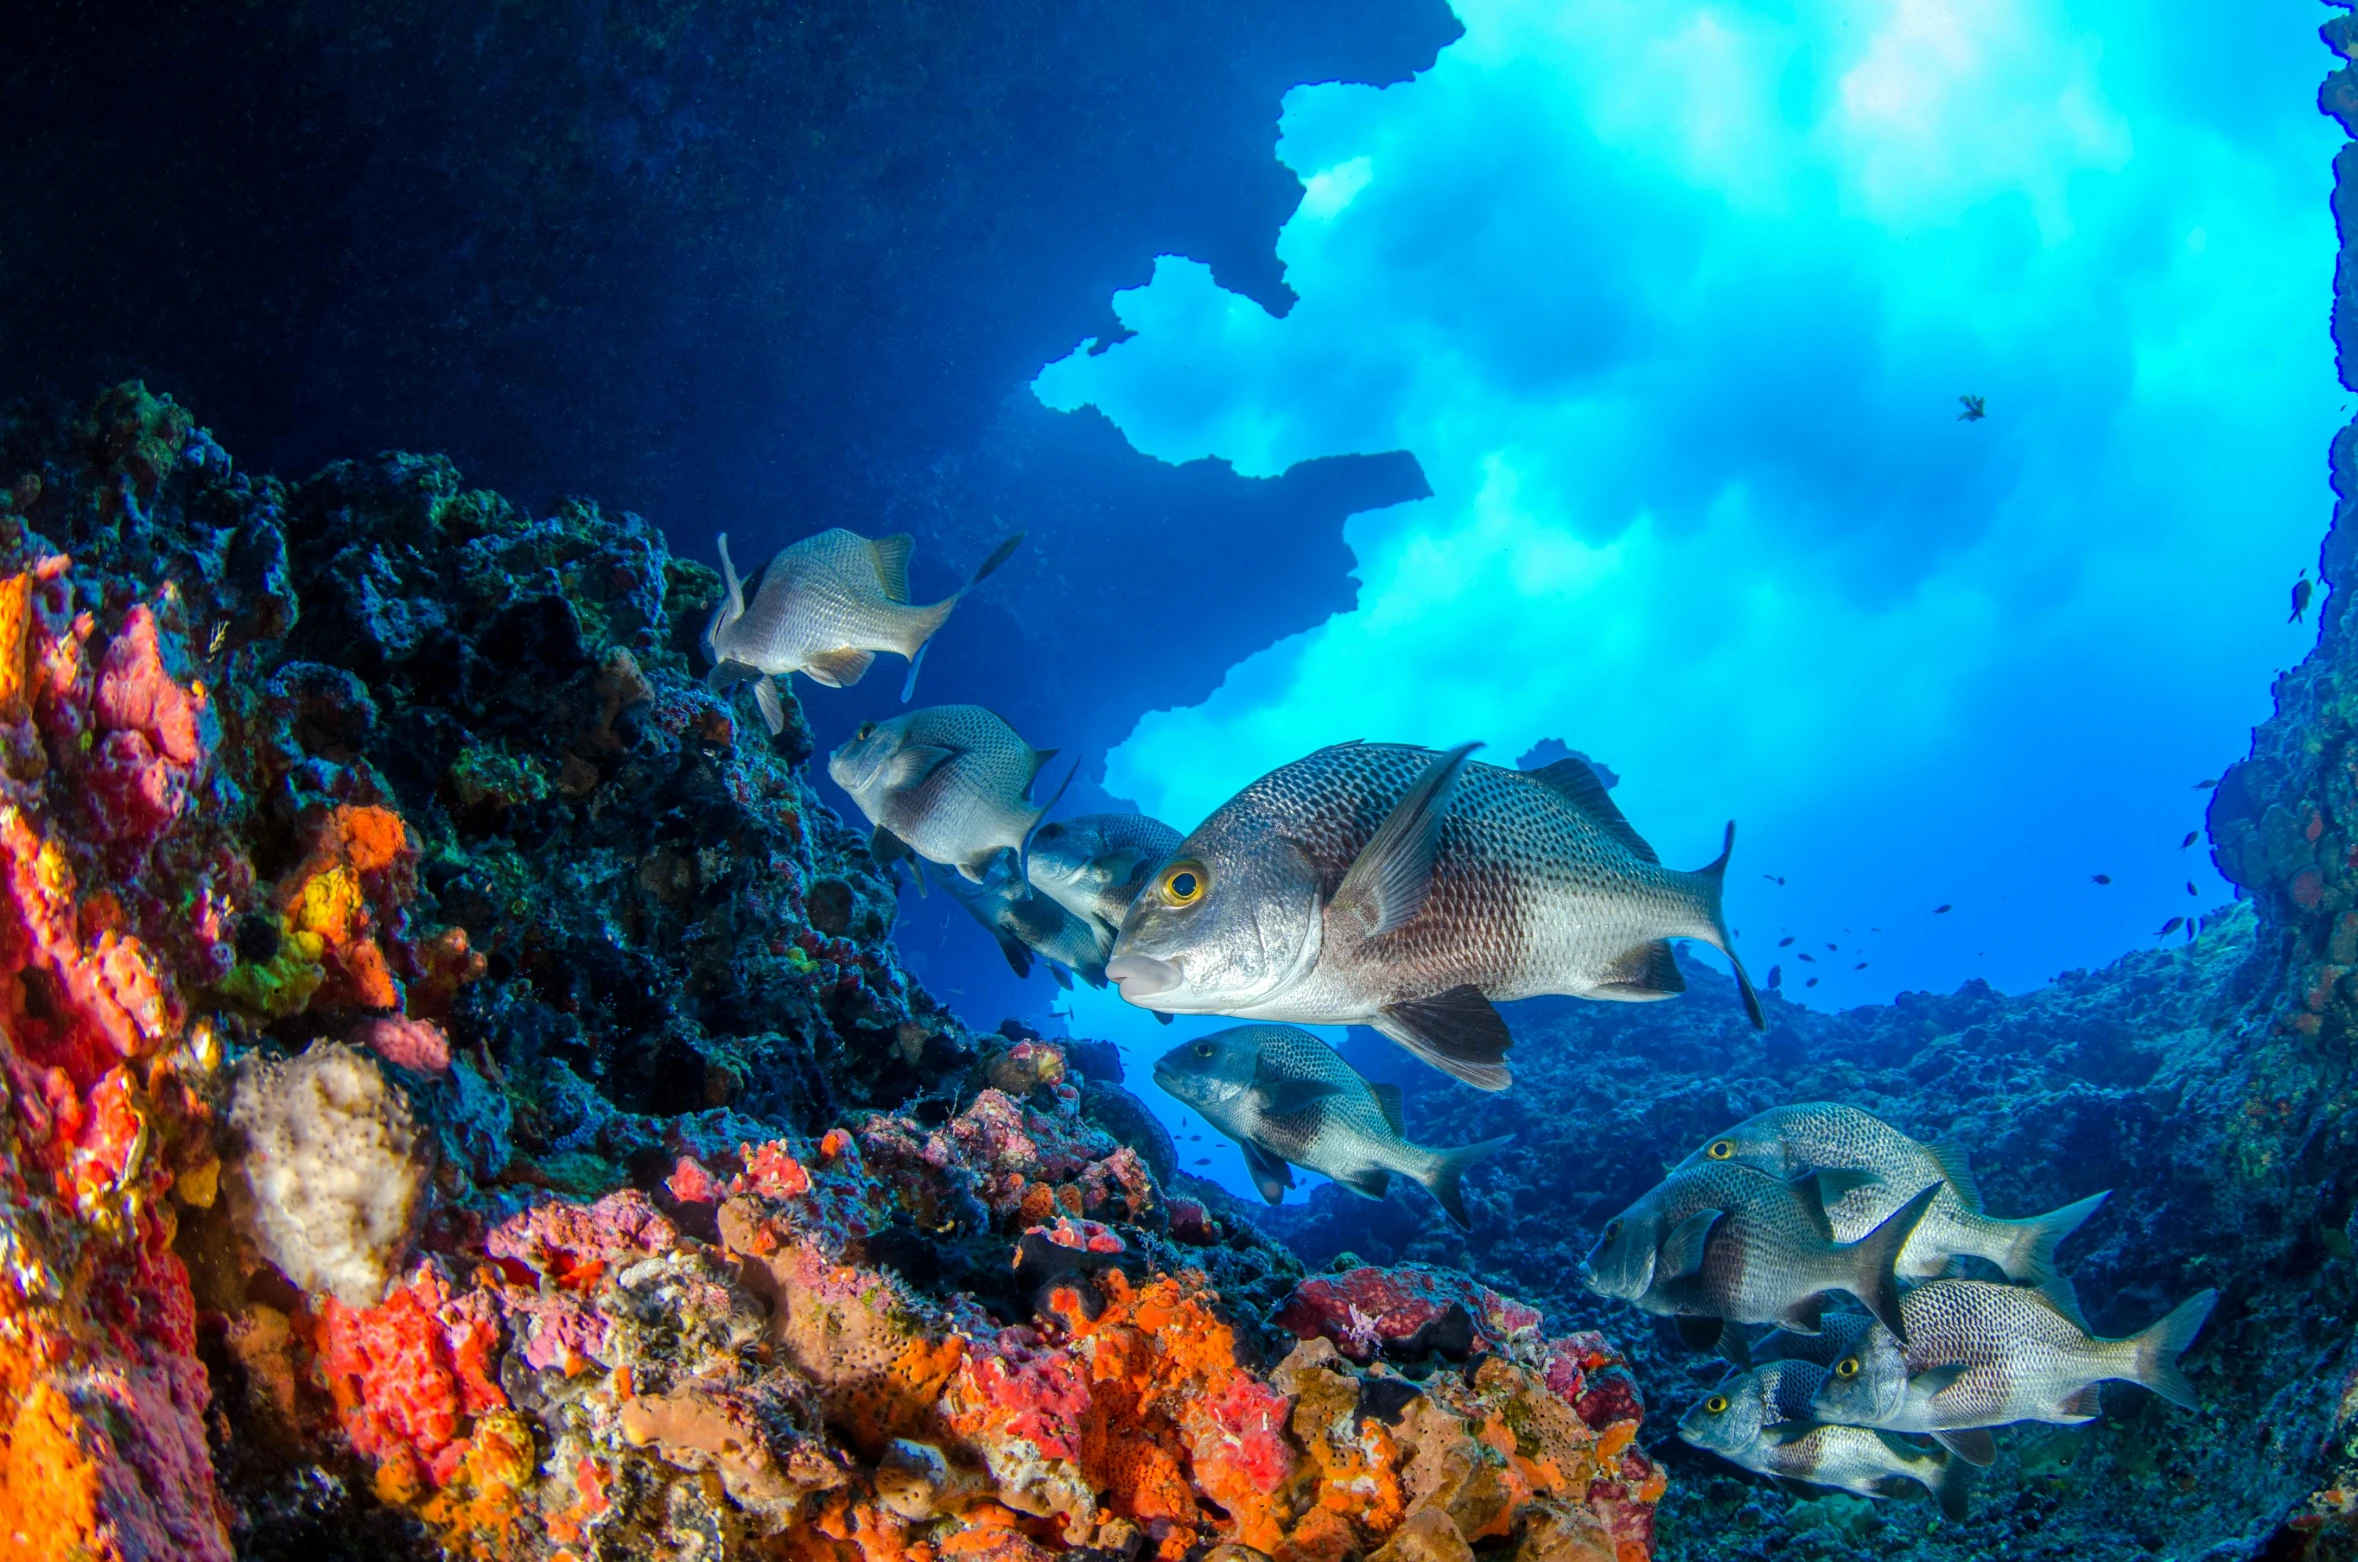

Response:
(0, 385), (1659, 1560)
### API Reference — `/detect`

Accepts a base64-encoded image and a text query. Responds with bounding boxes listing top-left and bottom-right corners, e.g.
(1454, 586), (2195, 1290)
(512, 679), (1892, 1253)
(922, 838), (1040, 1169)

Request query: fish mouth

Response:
(1106, 954), (1182, 1002)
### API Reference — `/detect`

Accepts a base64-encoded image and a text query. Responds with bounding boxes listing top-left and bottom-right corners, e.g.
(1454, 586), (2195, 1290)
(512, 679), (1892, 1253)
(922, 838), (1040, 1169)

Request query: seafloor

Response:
(0, 9), (2354, 1562)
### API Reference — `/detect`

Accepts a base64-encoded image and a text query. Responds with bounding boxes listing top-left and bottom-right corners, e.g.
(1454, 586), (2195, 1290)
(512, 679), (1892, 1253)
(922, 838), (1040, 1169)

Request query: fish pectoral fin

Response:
(1674, 1316), (1725, 1354)
(1593, 939), (1686, 1000)
(1373, 986), (1513, 1092)
(1335, 1166), (1391, 1200)
(803, 647), (876, 688)
(1370, 1082), (1407, 1138)
(1253, 1077), (1343, 1118)
(872, 827), (930, 897)
(888, 744), (959, 790)
(1930, 1428), (1996, 1467)
(1241, 1141), (1295, 1205)
(1775, 1295), (1827, 1335)
(1331, 742), (1480, 938)
(1808, 1167), (1883, 1210)
(1658, 1209), (1723, 1279)
(869, 534), (915, 603)
(991, 930), (1034, 979)
(1523, 757), (1660, 863)
(1757, 1425), (1819, 1451)
(1913, 1364), (1970, 1400)
(753, 677), (790, 736)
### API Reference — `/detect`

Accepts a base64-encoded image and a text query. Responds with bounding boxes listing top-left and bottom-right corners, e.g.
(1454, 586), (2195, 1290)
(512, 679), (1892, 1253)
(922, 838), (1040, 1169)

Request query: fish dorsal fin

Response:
(1595, 940), (1685, 999)
(1241, 1140), (1294, 1205)
(1930, 1428), (1996, 1467)
(1372, 986), (1513, 1092)
(1371, 1082), (1406, 1138)
(1929, 1136), (1982, 1211)
(870, 534), (915, 603)
(1525, 757), (1658, 864)
(803, 647), (876, 688)
(1334, 743), (1480, 939)
(1659, 1209), (1722, 1279)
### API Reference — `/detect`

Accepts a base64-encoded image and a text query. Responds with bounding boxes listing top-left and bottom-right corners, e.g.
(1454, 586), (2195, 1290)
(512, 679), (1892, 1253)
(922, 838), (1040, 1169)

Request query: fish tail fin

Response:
(1987, 1191), (2108, 1324)
(1416, 1134), (1514, 1229)
(1020, 758), (1081, 885)
(1847, 1182), (1941, 1342)
(2129, 1288), (2217, 1410)
(1687, 821), (1764, 1030)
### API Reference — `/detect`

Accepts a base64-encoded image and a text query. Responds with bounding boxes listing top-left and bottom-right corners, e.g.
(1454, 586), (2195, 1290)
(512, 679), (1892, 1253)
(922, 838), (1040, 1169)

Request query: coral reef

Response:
(0, 386), (1655, 1560)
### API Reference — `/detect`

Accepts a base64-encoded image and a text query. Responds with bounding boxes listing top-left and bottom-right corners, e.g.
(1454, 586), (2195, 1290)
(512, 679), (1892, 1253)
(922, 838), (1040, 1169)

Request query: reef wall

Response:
(0, 387), (1656, 1561)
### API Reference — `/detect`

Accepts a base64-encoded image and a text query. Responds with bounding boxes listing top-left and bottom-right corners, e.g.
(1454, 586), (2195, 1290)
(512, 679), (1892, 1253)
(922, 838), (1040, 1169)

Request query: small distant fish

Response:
(1763, 874), (1787, 886)
(1798, 953), (1816, 963)
(2090, 874), (2111, 885)
(1933, 904), (1952, 915)
(1811, 1279), (2217, 1436)
(1670, 1104), (2105, 1318)
(2292, 569), (2314, 625)
(1826, 942), (1838, 952)
(2180, 832), (2198, 850)
(2193, 778), (2219, 789)
(1581, 1161), (1936, 1343)
(1680, 1367), (1970, 1518)
(830, 705), (1074, 881)
(1957, 394), (1986, 423)
(1108, 743), (1765, 1092)
(2185, 882), (2197, 897)
(940, 848), (1111, 988)
(1194, 1158), (1210, 1166)
(1152, 1024), (1511, 1226)
(2158, 917), (2184, 936)
(704, 528), (1024, 730)
(1779, 936), (1796, 947)
(1767, 965), (1783, 990)
(1027, 813), (1183, 929)
(1854, 962), (1868, 971)
(1806, 977), (1820, 988)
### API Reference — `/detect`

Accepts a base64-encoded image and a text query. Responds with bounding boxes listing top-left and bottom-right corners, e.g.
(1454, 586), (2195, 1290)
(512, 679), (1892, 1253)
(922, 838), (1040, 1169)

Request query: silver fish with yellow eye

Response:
(1678, 1367), (1971, 1519)
(1677, 1103), (2108, 1323)
(1150, 1023), (1511, 1227)
(1106, 742), (1761, 1092)
(1810, 1278), (2217, 1450)
(828, 705), (1073, 882)
(941, 847), (1113, 989)
(705, 527), (1023, 732)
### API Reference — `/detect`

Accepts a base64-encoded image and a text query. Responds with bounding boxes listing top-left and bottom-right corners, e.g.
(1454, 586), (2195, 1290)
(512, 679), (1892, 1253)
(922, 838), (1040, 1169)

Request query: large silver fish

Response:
(828, 706), (1072, 881)
(941, 848), (1113, 989)
(1026, 813), (1183, 930)
(705, 528), (1023, 732)
(1150, 1023), (1511, 1226)
(1581, 1161), (1937, 1346)
(1106, 742), (1760, 1091)
(1810, 1279), (2216, 1444)
(1679, 1367), (1970, 1518)
(1675, 1103), (2107, 1321)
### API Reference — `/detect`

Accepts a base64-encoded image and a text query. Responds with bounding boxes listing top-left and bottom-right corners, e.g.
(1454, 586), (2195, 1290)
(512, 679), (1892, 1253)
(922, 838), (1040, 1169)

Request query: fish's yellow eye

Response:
(1835, 1356), (1860, 1379)
(1707, 1139), (1735, 1160)
(1705, 1395), (1730, 1414)
(1159, 862), (1209, 907)
(1192, 1041), (1215, 1059)
(855, 722), (876, 741)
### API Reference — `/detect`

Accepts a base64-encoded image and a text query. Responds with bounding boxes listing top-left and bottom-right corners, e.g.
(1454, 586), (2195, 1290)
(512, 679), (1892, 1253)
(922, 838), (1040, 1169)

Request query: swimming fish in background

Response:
(704, 528), (1024, 731)
(828, 705), (1073, 881)
(1811, 1279), (2216, 1441)
(1671, 1104), (2107, 1321)
(1680, 1368), (1970, 1518)
(1107, 742), (1762, 1092)
(1581, 1161), (1937, 1346)
(2292, 568), (2314, 625)
(1150, 1024), (1512, 1226)
(1026, 812), (1183, 929)
(939, 847), (1112, 988)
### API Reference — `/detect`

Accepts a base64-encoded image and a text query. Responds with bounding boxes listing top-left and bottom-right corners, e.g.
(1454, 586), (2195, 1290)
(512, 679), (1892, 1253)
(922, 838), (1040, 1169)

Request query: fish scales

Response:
(829, 705), (1059, 878)
(1226, 743), (1714, 1008)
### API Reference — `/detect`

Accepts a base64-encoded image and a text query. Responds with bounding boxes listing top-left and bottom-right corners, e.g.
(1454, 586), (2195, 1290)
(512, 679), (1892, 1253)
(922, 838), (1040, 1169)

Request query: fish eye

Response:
(1602, 1219), (1623, 1240)
(1835, 1356), (1861, 1379)
(855, 722), (876, 741)
(1159, 862), (1209, 907)
(1707, 1139), (1735, 1160)
(1704, 1395), (1729, 1414)
(1191, 1041), (1215, 1059)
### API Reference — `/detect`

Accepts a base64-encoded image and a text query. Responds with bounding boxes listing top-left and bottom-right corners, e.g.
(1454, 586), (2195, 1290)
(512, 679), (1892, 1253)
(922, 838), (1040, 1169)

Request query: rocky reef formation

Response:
(0, 386), (1655, 1561)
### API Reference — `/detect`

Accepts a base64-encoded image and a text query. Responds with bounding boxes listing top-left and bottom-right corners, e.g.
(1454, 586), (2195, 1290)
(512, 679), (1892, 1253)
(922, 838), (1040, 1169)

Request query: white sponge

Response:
(227, 1041), (430, 1307)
